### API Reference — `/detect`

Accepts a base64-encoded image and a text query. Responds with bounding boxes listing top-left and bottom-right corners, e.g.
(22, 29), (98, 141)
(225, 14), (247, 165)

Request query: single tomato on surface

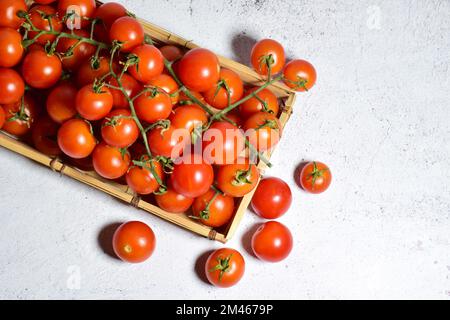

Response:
(206, 248), (245, 288)
(203, 69), (244, 110)
(177, 48), (220, 92)
(92, 142), (130, 180)
(192, 189), (235, 228)
(113, 221), (156, 263)
(252, 221), (293, 262)
(57, 119), (96, 159)
(299, 161), (332, 194)
(283, 59), (317, 92)
(251, 39), (285, 76)
(251, 177), (292, 219)
(216, 159), (260, 197)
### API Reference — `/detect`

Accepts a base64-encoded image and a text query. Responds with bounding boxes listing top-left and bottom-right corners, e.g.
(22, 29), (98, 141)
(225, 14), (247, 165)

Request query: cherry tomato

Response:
(239, 87), (279, 119)
(126, 159), (164, 195)
(154, 186), (193, 214)
(244, 112), (282, 152)
(147, 74), (179, 105)
(283, 59), (317, 92)
(251, 177), (292, 219)
(217, 159), (260, 197)
(159, 45), (183, 62)
(28, 5), (63, 46)
(93, 2), (127, 42)
(22, 50), (62, 89)
(113, 221), (156, 263)
(170, 154), (214, 198)
(0, 107), (5, 129)
(57, 29), (96, 71)
(192, 189), (234, 228)
(205, 248), (245, 288)
(169, 105), (208, 133)
(31, 116), (61, 157)
(76, 84), (113, 121)
(0, 0), (27, 29)
(134, 89), (172, 123)
(58, 0), (97, 29)
(251, 39), (285, 76)
(109, 16), (144, 52)
(252, 221), (293, 262)
(203, 69), (243, 110)
(203, 121), (245, 165)
(299, 161), (332, 194)
(57, 118), (96, 159)
(46, 82), (78, 124)
(129, 44), (164, 83)
(92, 142), (130, 179)
(0, 68), (24, 104)
(34, 0), (57, 4)
(0, 28), (23, 68)
(76, 56), (116, 87)
(108, 74), (141, 109)
(177, 48), (220, 92)
(1, 94), (38, 136)
(101, 109), (139, 148)
(178, 90), (205, 106)
(147, 124), (188, 159)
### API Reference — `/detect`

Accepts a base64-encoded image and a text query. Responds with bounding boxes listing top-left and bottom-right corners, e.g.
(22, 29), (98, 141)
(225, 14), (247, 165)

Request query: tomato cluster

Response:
(0, 0), (329, 289)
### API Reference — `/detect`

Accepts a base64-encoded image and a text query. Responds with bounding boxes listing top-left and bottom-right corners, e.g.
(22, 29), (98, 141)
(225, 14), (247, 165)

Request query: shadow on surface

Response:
(241, 223), (263, 258)
(231, 32), (258, 66)
(194, 250), (216, 285)
(97, 222), (122, 261)
(294, 161), (310, 190)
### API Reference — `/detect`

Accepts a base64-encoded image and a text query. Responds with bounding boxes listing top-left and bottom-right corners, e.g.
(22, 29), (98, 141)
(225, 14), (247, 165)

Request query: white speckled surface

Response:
(1, 0), (449, 300)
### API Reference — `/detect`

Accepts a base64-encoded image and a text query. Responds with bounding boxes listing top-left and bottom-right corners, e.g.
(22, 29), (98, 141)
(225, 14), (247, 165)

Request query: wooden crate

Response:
(0, 7), (297, 243)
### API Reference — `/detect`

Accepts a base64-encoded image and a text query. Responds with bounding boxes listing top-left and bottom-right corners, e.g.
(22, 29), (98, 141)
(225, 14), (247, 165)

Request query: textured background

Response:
(0, 0), (449, 299)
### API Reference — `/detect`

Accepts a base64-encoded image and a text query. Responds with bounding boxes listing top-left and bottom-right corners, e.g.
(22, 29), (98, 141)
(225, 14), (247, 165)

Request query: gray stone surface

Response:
(0, 0), (449, 299)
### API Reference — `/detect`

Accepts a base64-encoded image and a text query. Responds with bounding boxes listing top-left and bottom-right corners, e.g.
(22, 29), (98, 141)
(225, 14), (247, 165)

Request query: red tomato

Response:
(251, 221), (293, 262)
(251, 39), (285, 76)
(0, 28), (23, 68)
(108, 74), (141, 109)
(92, 142), (130, 179)
(0, 0), (27, 29)
(170, 154), (214, 198)
(76, 84), (113, 121)
(203, 121), (245, 165)
(58, 0), (97, 29)
(129, 44), (164, 83)
(147, 74), (179, 105)
(159, 45), (183, 62)
(46, 82), (78, 124)
(0, 107), (5, 129)
(239, 87), (279, 119)
(34, 0), (57, 4)
(57, 118), (96, 159)
(205, 248), (245, 288)
(93, 2), (127, 42)
(22, 50), (62, 89)
(134, 89), (172, 123)
(177, 48), (220, 92)
(28, 5), (63, 46)
(126, 159), (164, 195)
(147, 125), (188, 159)
(155, 187), (194, 214)
(0, 68), (24, 104)
(244, 112), (282, 152)
(109, 16), (144, 52)
(251, 177), (292, 219)
(1, 94), (38, 136)
(76, 56), (115, 88)
(57, 29), (96, 71)
(283, 59), (317, 92)
(178, 90), (205, 106)
(101, 109), (139, 148)
(169, 105), (208, 133)
(31, 116), (61, 157)
(113, 221), (156, 263)
(203, 69), (244, 110)
(216, 159), (260, 197)
(192, 189), (235, 228)
(299, 161), (332, 194)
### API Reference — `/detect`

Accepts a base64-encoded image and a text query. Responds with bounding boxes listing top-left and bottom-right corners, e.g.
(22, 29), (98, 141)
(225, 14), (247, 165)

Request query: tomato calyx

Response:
(119, 147), (129, 160)
(308, 161), (329, 190)
(144, 119), (171, 134)
(122, 53), (140, 73)
(102, 114), (134, 128)
(284, 76), (309, 92)
(253, 95), (273, 114)
(154, 156), (174, 174)
(131, 156), (167, 194)
(92, 78), (108, 94)
(232, 164), (254, 186)
(208, 254), (233, 282)
(7, 96), (30, 126)
(258, 54), (275, 78)
(214, 79), (232, 106)
(256, 119), (279, 131)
